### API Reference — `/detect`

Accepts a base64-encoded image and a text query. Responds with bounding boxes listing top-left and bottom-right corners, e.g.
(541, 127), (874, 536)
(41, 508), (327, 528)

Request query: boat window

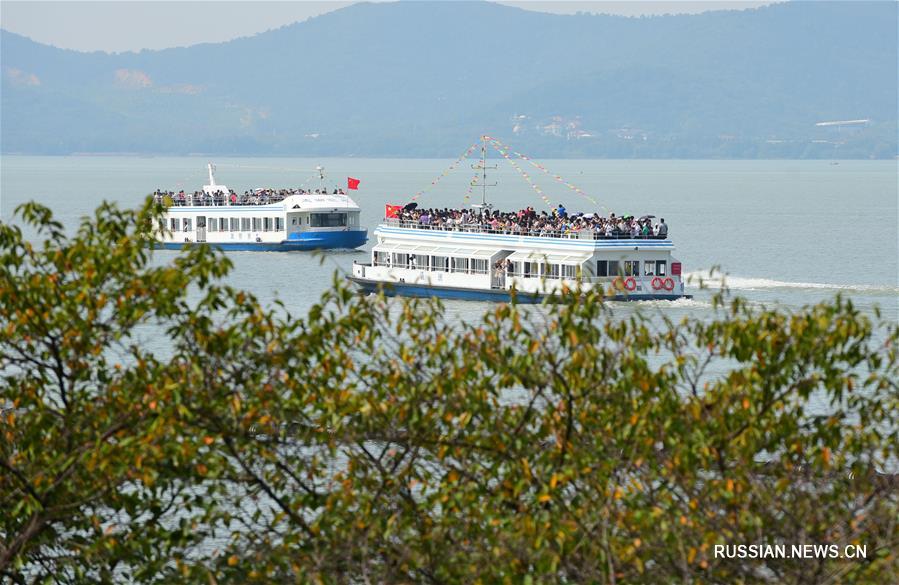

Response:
(596, 260), (608, 277)
(656, 261), (667, 276)
(183, 219), (192, 232)
(311, 213), (347, 227)
(241, 218), (250, 232)
(170, 218), (180, 232)
(158, 219), (165, 233)
(415, 254), (429, 270)
(252, 218), (262, 232)
(230, 218), (240, 232)
(263, 218), (273, 232)
(561, 265), (578, 279)
(543, 263), (560, 279)
(394, 253), (407, 267)
(608, 260), (620, 277)
(471, 259), (488, 274)
(623, 260), (640, 277)
(451, 257), (469, 273)
(374, 251), (390, 266)
(291, 217), (298, 226)
(275, 218), (284, 231)
(207, 218), (217, 232)
(644, 262), (655, 276)
(431, 256), (449, 272)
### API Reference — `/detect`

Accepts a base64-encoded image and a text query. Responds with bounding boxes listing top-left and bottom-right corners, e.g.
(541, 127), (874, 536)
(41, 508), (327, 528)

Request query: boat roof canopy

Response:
(506, 250), (594, 265)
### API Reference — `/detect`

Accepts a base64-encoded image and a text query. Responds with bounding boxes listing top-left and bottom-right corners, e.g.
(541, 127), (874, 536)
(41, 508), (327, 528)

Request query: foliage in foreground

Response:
(1, 201), (898, 584)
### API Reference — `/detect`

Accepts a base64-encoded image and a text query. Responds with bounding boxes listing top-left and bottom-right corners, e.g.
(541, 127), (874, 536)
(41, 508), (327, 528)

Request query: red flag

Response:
(385, 204), (402, 219)
(347, 177), (360, 190)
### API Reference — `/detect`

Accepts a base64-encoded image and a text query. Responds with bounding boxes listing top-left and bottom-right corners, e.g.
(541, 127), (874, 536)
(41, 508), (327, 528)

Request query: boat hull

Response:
(157, 230), (368, 251)
(347, 276), (691, 303)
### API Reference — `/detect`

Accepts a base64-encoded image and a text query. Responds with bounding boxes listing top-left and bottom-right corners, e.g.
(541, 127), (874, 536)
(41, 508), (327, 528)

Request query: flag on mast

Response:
(347, 177), (361, 190)
(385, 204), (402, 218)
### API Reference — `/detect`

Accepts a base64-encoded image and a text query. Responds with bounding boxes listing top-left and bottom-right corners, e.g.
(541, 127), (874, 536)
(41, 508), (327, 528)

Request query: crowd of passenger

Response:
(390, 204), (669, 239)
(153, 187), (347, 207)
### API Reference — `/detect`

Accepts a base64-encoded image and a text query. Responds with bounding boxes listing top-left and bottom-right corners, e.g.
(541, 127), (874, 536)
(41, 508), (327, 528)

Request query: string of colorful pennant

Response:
(484, 135), (605, 212)
(408, 142), (481, 203)
(462, 171), (480, 205)
(488, 141), (555, 209)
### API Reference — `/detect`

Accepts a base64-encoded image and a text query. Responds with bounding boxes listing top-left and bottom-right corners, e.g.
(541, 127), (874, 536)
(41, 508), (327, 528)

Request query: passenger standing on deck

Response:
(658, 218), (668, 238)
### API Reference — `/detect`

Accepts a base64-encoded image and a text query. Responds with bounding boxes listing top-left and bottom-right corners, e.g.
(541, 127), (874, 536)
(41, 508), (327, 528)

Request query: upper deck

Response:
(376, 207), (673, 253)
(155, 190), (361, 213)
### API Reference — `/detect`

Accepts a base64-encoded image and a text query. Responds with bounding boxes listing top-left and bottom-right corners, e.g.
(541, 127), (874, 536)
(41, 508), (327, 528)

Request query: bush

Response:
(2, 201), (897, 583)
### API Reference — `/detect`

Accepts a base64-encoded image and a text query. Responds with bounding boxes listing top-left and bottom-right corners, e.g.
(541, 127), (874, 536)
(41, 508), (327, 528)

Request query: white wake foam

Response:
(684, 270), (899, 294)
(625, 297), (712, 309)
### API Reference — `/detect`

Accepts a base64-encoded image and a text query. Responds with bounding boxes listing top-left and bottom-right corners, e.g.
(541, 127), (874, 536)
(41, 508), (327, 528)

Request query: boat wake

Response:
(623, 297), (712, 309)
(684, 270), (899, 294)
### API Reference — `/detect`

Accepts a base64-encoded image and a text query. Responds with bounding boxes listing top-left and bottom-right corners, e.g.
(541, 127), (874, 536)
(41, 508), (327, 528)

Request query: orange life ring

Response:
(624, 277), (638, 291)
(663, 277), (675, 291)
(651, 276), (664, 290)
(611, 276), (627, 291)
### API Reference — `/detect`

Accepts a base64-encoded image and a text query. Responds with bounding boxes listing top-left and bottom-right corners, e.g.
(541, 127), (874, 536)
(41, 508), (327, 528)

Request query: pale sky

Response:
(0, 1), (775, 53)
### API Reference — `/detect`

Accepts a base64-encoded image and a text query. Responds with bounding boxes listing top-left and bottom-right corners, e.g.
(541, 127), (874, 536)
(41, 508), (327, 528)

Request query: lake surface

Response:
(2, 156), (896, 327)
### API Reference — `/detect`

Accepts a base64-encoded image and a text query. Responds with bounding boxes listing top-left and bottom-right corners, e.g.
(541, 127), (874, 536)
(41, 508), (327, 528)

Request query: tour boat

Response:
(349, 217), (689, 303)
(153, 164), (367, 251)
(348, 138), (689, 303)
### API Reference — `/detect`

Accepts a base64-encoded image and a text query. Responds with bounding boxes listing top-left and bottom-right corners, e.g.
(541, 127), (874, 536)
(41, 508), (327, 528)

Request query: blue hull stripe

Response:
(347, 277), (690, 303)
(158, 230), (367, 251)
(156, 230), (368, 252)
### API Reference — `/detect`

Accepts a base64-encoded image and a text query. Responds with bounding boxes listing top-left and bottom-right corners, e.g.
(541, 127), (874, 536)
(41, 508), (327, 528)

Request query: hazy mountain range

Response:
(2, 1), (896, 158)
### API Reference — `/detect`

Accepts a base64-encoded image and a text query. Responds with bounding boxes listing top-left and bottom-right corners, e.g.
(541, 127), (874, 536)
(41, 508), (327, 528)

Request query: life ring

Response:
(624, 277), (638, 291)
(611, 276), (627, 291)
(662, 277), (675, 291)
(651, 276), (664, 290)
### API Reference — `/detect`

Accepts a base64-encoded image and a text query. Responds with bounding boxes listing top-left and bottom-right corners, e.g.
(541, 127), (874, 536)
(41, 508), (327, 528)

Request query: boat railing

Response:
(380, 219), (667, 240)
(153, 193), (289, 208)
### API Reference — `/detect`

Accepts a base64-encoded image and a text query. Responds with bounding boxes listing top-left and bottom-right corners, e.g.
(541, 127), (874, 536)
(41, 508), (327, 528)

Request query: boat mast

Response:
(316, 165), (325, 191)
(471, 135), (497, 210)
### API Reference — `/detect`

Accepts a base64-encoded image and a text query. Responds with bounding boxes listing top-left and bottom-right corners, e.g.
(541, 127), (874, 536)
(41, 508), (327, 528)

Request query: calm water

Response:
(2, 156), (897, 328)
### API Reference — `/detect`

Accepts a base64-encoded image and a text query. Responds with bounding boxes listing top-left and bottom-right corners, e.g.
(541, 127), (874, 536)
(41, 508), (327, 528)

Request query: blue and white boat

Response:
(153, 164), (367, 251)
(349, 217), (689, 303)
(349, 141), (689, 303)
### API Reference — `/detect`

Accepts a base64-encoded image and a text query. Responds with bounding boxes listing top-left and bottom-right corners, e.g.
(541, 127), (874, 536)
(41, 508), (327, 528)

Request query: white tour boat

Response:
(153, 164), (367, 251)
(349, 140), (689, 302)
